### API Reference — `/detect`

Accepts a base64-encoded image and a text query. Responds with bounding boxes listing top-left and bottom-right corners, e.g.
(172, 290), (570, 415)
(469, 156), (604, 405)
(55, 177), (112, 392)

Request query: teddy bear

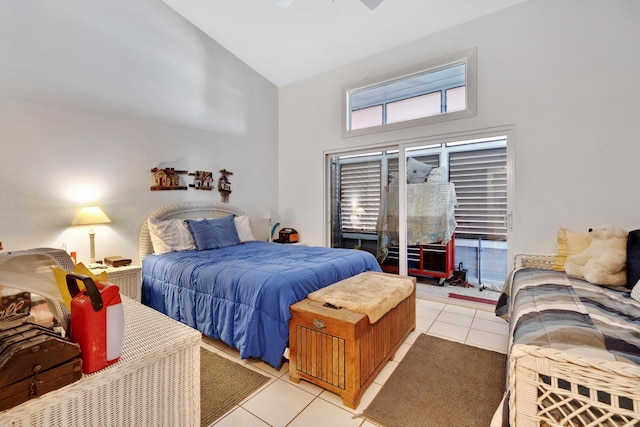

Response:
(564, 224), (628, 286)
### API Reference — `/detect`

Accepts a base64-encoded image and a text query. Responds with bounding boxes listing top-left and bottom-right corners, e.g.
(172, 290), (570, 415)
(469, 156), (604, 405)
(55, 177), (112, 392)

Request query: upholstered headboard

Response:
(138, 201), (246, 262)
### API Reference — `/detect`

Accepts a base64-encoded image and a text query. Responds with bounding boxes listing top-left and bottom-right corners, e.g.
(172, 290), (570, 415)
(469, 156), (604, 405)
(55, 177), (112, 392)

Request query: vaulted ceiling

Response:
(162, 0), (526, 87)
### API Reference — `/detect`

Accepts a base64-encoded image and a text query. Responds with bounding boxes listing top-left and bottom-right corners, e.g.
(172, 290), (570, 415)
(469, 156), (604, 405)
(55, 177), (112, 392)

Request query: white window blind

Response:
(339, 161), (381, 232)
(449, 147), (507, 241)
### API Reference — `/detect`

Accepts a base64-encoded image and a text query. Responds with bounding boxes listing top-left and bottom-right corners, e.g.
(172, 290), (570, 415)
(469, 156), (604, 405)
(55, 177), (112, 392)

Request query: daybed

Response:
(495, 253), (640, 427)
(138, 201), (382, 370)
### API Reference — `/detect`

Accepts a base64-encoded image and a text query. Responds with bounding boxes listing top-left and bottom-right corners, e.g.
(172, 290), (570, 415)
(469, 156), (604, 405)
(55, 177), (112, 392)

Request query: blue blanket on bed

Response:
(141, 241), (382, 369)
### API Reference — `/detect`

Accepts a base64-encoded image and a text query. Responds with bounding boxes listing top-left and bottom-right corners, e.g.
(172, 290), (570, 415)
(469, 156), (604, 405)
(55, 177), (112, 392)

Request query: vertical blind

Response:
(449, 147), (507, 241)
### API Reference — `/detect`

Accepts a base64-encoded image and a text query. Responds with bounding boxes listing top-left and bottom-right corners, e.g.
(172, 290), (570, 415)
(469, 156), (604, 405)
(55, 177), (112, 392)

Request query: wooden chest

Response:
(0, 322), (82, 411)
(289, 273), (416, 409)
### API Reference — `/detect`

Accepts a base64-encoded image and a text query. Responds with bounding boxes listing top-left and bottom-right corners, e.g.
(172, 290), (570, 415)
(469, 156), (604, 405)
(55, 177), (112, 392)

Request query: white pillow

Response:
(631, 279), (640, 302)
(426, 166), (447, 183)
(234, 215), (255, 242)
(407, 158), (433, 184)
(148, 217), (196, 254)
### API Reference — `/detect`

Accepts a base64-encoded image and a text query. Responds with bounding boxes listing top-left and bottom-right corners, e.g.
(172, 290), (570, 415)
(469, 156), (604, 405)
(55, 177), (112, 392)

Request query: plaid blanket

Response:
(496, 268), (640, 366)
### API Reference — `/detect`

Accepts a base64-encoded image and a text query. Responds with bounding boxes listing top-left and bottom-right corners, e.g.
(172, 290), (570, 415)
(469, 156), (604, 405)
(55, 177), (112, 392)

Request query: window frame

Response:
(342, 48), (477, 138)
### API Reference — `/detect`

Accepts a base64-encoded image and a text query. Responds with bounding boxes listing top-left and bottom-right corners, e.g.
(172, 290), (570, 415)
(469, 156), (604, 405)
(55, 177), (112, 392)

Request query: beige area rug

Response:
(363, 334), (506, 427)
(200, 347), (270, 427)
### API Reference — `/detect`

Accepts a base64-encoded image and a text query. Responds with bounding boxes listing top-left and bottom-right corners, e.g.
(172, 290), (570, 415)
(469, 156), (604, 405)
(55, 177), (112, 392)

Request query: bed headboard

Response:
(138, 201), (246, 262)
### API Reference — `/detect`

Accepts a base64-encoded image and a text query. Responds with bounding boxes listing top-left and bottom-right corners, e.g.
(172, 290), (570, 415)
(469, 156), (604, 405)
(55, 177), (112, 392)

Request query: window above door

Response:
(343, 48), (477, 138)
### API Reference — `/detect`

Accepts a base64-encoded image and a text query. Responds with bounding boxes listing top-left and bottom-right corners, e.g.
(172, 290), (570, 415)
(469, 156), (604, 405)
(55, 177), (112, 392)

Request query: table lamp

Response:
(72, 206), (112, 264)
(260, 208), (279, 242)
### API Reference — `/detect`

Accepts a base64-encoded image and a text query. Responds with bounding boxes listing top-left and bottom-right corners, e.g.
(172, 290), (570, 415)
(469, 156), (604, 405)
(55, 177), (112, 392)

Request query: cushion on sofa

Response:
(627, 229), (640, 290)
(553, 228), (592, 272)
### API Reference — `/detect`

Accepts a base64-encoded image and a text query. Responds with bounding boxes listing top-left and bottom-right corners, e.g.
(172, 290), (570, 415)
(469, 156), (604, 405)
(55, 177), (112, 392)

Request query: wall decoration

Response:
(188, 170), (214, 190)
(150, 167), (188, 191)
(218, 169), (233, 203)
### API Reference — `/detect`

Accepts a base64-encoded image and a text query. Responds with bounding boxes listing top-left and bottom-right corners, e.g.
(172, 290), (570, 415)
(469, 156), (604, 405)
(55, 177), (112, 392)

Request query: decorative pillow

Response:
(631, 279), (640, 302)
(426, 167), (447, 183)
(406, 158), (433, 184)
(148, 217), (196, 255)
(185, 215), (240, 250)
(627, 229), (640, 289)
(234, 215), (255, 243)
(552, 228), (592, 272)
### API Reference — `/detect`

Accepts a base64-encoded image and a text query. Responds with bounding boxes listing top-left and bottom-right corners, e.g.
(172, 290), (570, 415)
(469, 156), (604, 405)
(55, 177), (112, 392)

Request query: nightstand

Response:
(89, 264), (142, 302)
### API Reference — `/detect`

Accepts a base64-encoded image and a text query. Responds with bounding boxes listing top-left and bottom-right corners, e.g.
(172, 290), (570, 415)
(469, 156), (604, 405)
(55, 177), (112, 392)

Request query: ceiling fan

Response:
(274, 0), (384, 11)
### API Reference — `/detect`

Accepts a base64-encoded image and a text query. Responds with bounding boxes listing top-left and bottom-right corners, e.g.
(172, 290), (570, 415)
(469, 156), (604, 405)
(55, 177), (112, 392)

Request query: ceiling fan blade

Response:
(360, 0), (383, 10)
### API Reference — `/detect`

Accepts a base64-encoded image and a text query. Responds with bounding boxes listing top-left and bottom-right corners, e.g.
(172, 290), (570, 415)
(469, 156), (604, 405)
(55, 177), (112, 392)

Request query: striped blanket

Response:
(496, 268), (640, 366)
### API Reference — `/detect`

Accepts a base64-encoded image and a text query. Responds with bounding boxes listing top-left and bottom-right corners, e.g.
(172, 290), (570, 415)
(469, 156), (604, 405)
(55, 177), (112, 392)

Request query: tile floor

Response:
(202, 296), (509, 427)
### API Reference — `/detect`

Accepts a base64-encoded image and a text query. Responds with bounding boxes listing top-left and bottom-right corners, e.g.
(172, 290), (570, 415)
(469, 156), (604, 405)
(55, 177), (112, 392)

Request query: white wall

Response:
(278, 0), (640, 255)
(0, 0), (278, 263)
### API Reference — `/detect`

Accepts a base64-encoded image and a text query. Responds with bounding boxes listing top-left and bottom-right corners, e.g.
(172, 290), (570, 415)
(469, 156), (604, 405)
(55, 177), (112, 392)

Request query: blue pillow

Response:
(185, 215), (240, 250)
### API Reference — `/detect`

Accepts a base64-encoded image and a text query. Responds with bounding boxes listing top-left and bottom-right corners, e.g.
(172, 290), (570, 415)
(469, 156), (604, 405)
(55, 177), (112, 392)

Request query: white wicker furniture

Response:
(90, 264), (142, 302)
(508, 254), (640, 427)
(0, 297), (201, 427)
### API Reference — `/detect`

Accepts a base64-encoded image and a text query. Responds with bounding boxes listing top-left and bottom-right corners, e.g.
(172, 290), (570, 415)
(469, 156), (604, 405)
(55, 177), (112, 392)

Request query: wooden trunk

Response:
(0, 322), (82, 411)
(289, 274), (416, 409)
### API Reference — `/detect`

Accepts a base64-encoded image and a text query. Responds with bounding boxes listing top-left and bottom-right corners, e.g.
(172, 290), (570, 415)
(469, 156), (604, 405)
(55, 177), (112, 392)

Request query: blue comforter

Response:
(141, 241), (381, 369)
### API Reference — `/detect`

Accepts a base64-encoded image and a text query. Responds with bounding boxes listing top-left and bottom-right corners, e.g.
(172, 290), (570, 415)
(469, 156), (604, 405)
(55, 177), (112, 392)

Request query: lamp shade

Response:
(72, 206), (112, 226)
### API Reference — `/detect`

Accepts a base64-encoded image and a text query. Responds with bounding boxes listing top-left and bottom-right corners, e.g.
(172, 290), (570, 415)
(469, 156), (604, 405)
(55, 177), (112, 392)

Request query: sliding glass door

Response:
(327, 132), (511, 288)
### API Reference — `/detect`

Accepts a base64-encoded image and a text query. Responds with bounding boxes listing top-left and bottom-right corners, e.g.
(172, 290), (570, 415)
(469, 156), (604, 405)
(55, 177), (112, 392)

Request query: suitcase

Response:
(0, 321), (82, 411)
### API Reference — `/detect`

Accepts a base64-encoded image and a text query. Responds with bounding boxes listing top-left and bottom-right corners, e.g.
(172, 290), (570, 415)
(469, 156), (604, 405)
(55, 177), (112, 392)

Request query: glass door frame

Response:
(324, 125), (516, 275)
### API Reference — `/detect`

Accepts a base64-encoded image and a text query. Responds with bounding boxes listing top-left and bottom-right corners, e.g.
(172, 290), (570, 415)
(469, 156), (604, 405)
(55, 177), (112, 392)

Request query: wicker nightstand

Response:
(90, 264), (142, 302)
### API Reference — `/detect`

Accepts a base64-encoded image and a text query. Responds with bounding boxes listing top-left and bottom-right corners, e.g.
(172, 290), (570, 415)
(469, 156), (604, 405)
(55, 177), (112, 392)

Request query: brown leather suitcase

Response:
(0, 322), (82, 411)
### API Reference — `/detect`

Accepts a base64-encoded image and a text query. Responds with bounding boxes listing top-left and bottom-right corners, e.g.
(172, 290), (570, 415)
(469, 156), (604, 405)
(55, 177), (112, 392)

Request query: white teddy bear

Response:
(564, 224), (628, 286)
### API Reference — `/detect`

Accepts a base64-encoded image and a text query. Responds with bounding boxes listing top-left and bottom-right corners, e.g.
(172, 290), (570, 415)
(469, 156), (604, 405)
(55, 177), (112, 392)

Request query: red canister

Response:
(66, 273), (124, 374)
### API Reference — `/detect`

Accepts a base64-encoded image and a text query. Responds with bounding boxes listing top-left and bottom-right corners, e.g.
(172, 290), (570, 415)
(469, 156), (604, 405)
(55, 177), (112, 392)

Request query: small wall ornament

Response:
(218, 169), (233, 203)
(188, 170), (214, 190)
(150, 167), (188, 191)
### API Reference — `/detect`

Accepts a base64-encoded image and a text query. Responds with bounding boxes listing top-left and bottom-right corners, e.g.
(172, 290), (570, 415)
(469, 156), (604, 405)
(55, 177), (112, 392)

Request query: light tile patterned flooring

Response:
(202, 296), (509, 427)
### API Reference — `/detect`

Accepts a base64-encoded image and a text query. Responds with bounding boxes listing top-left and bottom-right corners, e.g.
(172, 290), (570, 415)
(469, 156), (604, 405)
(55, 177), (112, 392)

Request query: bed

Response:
(138, 201), (382, 370)
(495, 254), (640, 427)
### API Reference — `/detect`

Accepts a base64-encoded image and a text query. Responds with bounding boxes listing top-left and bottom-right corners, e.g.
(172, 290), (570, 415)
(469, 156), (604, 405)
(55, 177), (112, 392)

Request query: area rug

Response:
(200, 347), (270, 427)
(416, 281), (501, 307)
(449, 292), (498, 306)
(363, 334), (506, 427)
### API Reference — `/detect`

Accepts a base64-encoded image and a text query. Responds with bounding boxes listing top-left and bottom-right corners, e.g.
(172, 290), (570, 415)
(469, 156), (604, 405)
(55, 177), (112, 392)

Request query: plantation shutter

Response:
(449, 147), (507, 241)
(339, 161), (381, 232)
